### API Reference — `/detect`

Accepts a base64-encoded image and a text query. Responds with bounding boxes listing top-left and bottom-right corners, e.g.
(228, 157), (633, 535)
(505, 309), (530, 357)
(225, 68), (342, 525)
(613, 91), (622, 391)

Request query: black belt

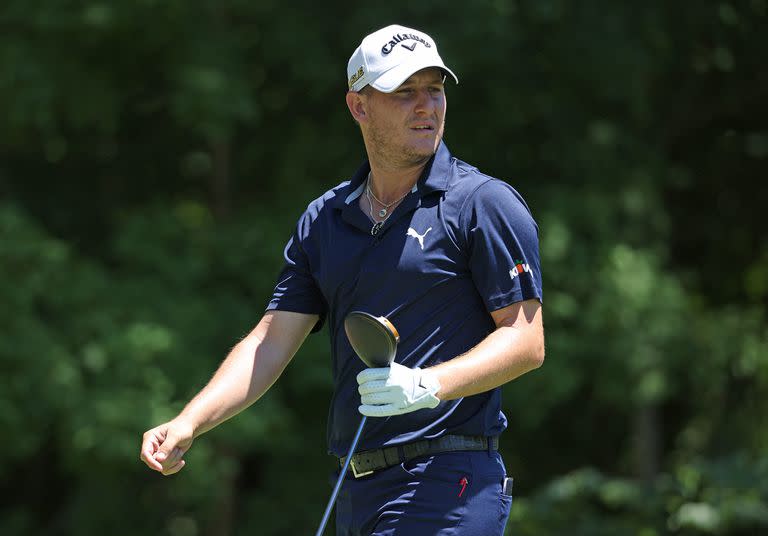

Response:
(339, 435), (499, 478)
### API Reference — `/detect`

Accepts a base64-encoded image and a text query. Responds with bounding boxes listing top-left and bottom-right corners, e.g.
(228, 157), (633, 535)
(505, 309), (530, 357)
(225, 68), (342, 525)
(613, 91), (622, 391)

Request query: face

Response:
(351, 68), (447, 168)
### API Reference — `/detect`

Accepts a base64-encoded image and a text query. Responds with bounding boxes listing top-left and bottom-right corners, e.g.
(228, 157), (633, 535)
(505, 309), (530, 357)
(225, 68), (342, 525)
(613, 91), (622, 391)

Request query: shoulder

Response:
(294, 179), (353, 230)
(304, 180), (352, 215)
(446, 157), (535, 222)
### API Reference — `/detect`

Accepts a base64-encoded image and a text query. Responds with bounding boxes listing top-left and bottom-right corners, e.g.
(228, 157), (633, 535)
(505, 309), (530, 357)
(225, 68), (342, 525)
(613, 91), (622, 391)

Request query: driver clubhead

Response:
(344, 311), (399, 368)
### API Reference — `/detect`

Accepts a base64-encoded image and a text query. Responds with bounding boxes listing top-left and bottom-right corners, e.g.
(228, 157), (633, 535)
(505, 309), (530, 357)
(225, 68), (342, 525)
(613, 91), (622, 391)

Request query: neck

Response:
(366, 158), (427, 204)
(360, 132), (441, 202)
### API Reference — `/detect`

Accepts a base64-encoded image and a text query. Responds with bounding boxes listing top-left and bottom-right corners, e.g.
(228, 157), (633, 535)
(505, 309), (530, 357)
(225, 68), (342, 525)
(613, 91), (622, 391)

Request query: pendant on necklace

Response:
(378, 208), (388, 218)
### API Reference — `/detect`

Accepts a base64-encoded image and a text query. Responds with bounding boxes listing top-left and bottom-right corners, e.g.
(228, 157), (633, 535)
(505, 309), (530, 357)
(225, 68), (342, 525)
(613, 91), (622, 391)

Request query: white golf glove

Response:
(357, 362), (441, 417)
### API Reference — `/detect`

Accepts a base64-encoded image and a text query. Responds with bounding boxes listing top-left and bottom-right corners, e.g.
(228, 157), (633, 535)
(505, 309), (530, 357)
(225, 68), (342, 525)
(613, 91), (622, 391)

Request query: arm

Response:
(357, 299), (544, 416)
(140, 310), (319, 475)
(428, 298), (544, 400)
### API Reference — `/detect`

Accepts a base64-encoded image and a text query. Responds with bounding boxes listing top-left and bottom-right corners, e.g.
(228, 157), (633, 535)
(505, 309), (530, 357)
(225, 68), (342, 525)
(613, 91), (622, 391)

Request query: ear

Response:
(345, 91), (368, 124)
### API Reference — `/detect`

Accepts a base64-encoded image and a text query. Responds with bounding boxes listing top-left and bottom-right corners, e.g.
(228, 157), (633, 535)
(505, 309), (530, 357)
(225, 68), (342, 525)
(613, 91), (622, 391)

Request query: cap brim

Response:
(370, 61), (459, 93)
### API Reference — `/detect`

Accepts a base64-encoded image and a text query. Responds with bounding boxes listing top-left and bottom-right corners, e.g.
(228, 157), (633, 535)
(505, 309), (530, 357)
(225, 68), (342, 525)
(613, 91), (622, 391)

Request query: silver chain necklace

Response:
(366, 173), (410, 219)
(366, 187), (387, 236)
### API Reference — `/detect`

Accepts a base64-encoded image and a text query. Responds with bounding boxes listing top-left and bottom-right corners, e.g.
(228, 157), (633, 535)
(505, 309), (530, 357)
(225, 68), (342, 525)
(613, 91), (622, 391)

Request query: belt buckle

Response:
(350, 459), (373, 478)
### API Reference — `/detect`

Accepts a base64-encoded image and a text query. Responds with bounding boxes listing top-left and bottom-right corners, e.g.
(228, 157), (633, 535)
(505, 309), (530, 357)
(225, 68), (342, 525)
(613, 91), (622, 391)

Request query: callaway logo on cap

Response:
(347, 24), (459, 93)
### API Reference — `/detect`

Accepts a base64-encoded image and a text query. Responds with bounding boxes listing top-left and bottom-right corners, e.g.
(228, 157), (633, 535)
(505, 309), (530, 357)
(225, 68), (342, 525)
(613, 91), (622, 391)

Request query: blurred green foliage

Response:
(1, 1), (766, 535)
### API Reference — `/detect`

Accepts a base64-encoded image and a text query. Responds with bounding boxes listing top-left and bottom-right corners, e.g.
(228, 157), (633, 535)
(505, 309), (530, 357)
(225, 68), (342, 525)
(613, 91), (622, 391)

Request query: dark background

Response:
(1, 2), (766, 534)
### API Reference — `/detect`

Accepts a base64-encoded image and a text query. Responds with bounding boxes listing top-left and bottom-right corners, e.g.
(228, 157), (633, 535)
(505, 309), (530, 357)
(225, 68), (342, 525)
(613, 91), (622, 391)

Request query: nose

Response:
(413, 88), (436, 115)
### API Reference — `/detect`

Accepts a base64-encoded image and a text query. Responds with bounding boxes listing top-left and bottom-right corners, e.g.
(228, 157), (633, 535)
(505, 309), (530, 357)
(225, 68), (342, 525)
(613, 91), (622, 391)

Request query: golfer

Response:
(140, 24), (544, 535)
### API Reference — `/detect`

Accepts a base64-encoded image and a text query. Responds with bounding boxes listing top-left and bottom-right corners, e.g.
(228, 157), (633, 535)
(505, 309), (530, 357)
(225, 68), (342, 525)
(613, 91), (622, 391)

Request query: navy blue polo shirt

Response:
(266, 142), (542, 457)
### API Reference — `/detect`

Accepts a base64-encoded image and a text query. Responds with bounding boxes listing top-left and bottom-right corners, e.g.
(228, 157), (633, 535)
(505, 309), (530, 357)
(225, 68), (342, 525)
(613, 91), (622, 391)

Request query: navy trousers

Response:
(334, 449), (512, 535)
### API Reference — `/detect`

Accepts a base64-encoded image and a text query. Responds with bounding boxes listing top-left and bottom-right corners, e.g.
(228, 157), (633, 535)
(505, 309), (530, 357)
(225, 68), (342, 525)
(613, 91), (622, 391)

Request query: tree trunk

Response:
(633, 404), (660, 486)
(206, 450), (240, 536)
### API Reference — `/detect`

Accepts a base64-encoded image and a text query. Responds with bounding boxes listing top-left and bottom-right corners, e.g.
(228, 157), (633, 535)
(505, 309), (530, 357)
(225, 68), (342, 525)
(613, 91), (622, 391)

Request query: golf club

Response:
(314, 311), (399, 536)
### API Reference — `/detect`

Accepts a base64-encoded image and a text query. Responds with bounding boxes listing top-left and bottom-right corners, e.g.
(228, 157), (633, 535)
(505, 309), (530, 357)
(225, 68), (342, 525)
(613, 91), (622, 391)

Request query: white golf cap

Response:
(347, 24), (458, 93)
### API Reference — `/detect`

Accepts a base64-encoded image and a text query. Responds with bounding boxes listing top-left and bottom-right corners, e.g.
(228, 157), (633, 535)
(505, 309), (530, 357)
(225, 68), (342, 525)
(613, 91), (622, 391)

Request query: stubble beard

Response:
(365, 120), (444, 170)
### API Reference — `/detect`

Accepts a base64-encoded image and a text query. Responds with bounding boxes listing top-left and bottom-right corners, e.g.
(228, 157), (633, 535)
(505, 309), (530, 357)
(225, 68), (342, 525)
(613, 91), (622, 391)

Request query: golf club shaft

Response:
(315, 415), (367, 536)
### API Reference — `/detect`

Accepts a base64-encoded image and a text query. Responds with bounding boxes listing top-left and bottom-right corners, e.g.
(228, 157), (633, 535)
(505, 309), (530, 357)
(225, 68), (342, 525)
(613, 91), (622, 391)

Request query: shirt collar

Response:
(336, 141), (453, 208)
(418, 140), (452, 194)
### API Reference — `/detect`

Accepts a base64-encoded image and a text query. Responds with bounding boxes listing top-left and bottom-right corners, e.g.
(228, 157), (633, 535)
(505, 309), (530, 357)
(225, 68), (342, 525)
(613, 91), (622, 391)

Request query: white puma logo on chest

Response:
(407, 227), (432, 250)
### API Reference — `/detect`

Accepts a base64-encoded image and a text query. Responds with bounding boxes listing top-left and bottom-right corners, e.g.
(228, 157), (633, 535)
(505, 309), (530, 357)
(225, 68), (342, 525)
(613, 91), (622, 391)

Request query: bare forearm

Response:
(174, 312), (315, 437)
(175, 338), (276, 437)
(430, 326), (542, 400)
(429, 301), (544, 400)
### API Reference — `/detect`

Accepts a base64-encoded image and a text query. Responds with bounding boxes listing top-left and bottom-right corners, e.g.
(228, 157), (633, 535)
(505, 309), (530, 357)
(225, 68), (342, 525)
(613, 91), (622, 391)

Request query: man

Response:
(140, 24), (544, 535)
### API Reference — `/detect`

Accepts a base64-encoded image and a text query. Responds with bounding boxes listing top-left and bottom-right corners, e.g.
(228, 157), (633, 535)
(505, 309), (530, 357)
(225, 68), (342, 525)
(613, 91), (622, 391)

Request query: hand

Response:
(357, 362), (441, 417)
(140, 419), (195, 476)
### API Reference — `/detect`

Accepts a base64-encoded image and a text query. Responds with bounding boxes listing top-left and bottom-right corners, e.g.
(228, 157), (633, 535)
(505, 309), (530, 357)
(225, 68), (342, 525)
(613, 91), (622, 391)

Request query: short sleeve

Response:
(461, 180), (543, 311)
(266, 214), (328, 332)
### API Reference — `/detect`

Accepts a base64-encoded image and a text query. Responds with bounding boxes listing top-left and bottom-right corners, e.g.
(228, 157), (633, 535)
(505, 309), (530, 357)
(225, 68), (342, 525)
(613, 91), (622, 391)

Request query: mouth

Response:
(410, 124), (435, 132)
